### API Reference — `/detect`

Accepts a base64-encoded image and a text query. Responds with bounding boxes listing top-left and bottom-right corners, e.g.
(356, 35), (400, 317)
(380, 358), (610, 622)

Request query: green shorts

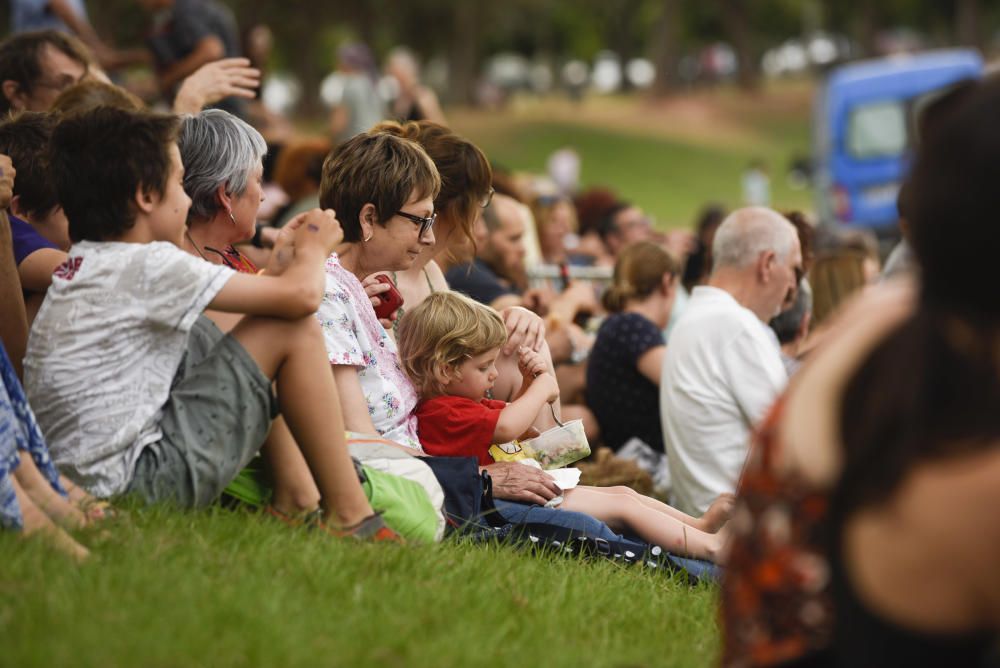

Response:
(128, 316), (277, 508)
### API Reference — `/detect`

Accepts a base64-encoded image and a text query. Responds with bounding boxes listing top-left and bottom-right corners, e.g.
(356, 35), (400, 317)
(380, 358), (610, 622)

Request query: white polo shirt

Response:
(660, 286), (787, 514)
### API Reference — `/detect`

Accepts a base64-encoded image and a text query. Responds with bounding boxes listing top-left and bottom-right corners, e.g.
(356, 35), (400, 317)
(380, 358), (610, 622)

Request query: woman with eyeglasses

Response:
(314, 131), (440, 449)
(367, 121), (563, 405)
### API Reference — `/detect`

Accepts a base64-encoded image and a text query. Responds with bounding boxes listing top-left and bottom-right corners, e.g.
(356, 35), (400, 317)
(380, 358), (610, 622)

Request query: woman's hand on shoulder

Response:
(500, 306), (546, 354)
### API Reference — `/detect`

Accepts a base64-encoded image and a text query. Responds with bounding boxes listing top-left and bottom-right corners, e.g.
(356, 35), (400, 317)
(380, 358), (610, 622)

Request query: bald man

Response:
(660, 207), (802, 514)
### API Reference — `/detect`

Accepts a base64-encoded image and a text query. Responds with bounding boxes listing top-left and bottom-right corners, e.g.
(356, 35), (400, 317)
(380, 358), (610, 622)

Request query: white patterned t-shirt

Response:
(317, 255), (422, 450)
(24, 241), (233, 498)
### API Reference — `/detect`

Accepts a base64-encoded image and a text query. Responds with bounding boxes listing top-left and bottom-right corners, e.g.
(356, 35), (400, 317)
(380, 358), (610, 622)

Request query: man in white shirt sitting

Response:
(660, 207), (801, 514)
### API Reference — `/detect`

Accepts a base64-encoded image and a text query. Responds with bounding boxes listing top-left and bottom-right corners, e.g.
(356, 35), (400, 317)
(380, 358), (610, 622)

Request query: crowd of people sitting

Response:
(1, 13), (998, 666)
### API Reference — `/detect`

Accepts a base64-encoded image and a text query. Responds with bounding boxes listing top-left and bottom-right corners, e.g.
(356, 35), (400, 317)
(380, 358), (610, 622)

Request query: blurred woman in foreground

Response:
(722, 77), (1000, 666)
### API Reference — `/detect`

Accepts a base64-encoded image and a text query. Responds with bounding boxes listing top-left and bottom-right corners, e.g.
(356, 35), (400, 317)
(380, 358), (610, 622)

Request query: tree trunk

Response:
(651, 0), (680, 97)
(717, 0), (759, 91)
(448, 1), (482, 106)
(855, 0), (878, 57)
(955, 0), (981, 49)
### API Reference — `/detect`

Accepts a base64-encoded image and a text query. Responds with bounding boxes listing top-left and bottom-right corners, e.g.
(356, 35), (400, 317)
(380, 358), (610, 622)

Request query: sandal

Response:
(263, 505), (322, 528)
(79, 498), (120, 525)
(316, 512), (404, 544)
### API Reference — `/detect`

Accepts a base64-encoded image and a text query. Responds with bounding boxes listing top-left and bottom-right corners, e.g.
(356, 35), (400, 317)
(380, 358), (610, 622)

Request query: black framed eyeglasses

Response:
(396, 210), (436, 237)
(480, 187), (495, 209)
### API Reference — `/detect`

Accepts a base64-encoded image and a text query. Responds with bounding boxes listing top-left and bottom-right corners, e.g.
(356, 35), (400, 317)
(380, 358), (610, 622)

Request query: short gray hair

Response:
(712, 207), (797, 270)
(178, 109), (267, 221)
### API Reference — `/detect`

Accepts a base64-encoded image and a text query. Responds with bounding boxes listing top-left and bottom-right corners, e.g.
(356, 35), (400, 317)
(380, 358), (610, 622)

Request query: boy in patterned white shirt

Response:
(25, 106), (398, 541)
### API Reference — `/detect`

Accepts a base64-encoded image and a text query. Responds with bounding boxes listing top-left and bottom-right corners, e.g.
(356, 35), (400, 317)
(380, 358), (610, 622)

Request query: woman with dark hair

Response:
(368, 121), (561, 400)
(586, 242), (680, 492)
(722, 77), (1000, 667)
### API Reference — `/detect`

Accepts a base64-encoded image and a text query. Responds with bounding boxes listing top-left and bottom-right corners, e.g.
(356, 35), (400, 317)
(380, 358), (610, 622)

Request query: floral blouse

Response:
(317, 255), (422, 450)
(720, 397), (833, 667)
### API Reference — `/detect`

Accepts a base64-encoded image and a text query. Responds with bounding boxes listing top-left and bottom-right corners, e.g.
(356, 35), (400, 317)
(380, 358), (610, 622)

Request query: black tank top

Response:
(823, 512), (998, 667)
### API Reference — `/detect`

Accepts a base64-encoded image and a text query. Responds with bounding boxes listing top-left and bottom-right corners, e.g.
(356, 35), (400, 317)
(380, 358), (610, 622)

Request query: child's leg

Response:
(577, 485), (734, 533)
(13, 457), (87, 530)
(260, 416), (322, 515)
(558, 486), (728, 562)
(229, 315), (372, 528)
(12, 474), (89, 561)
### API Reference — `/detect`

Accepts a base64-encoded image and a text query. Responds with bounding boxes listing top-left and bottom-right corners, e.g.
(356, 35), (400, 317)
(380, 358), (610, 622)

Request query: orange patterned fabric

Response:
(720, 398), (833, 667)
(205, 245), (258, 274)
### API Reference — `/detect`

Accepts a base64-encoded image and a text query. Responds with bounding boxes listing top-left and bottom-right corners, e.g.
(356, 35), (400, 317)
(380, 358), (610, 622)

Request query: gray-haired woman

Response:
(178, 108), (267, 274)
(174, 109), (400, 536)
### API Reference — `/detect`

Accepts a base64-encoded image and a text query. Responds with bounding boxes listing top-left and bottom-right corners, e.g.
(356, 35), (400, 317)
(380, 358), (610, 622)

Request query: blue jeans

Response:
(493, 499), (638, 544)
(492, 499), (720, 582)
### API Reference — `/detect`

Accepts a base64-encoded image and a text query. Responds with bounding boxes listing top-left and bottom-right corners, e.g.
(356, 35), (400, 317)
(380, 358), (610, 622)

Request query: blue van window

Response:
(847, 101), (907, 159)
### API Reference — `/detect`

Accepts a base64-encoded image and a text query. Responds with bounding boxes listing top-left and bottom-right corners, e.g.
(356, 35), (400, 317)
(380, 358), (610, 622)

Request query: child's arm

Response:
(208, 209), (341, 319)
(17, 248), (66, 292)
(512, 347), (548, 402)
(494, 373), (558, 443)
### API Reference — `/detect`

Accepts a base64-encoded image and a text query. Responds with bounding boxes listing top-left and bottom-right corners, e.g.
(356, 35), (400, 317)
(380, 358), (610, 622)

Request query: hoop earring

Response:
(229, 211), (238, 226)
(364, 231), (373, 242)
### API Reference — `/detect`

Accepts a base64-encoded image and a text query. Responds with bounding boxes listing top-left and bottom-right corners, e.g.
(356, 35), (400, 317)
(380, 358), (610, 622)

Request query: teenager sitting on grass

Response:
(24, 106), (399, 541)
(398, 291), (733, 563)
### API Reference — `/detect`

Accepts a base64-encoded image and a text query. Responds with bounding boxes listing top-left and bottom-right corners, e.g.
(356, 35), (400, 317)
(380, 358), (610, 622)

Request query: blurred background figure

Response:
(10, 0), (147, 70)
(808, 227), (879, 329)
(269, 136), (331, 228)
(768, 278), (812, 376)
(680, 203), (727, 293)
(384, 46), (444, 125)
(0, 30), (88, 114)
(328, 42), (385, 143)
(587, 241), (679, 495)
(140, 0), (247, 118)
(529, 193), (579, 267)
(546, 147), (580, 196)
(741, 157), (771, 206)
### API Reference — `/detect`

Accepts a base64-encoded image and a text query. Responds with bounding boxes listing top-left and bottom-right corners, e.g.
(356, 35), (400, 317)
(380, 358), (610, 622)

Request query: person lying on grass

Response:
(24, 106), (399, 541)
(397, 291), (734, 563)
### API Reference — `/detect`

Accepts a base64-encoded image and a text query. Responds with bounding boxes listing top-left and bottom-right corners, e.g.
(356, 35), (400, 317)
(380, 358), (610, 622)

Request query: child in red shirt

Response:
(399, 291), (733, 562)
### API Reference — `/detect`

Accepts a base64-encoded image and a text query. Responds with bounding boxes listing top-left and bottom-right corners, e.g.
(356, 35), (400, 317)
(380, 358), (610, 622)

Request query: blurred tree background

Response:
(6, 0), (989, 115)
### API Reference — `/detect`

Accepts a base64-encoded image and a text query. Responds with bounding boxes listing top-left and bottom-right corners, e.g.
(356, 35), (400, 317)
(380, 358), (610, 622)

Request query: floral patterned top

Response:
(0, 343), (66, 530)
(317, 255), (422, 451)
(720, 397), (833, 667)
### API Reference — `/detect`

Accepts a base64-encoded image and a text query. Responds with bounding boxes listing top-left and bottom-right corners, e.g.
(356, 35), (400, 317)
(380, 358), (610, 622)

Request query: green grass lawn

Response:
(1, 504), (719, 667)
(2, 87), (819, 666)
(452, 86), (815, 229)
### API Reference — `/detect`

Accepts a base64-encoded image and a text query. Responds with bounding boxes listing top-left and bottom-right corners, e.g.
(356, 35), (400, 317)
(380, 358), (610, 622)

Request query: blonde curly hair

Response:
(396, 291), (507, 397)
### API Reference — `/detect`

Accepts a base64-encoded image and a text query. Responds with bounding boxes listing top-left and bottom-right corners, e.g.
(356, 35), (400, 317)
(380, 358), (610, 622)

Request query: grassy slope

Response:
(3, 85), (819, 666)
(451, 83), (815, 228)
(1, 505), (719, 667)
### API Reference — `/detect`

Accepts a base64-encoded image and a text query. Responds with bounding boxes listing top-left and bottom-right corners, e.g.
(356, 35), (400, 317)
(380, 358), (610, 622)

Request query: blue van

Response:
(813, 49), (983, 232)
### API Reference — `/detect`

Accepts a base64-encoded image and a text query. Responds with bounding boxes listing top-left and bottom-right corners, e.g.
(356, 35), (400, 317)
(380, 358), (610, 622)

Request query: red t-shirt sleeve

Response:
(415, 396), (506, 466)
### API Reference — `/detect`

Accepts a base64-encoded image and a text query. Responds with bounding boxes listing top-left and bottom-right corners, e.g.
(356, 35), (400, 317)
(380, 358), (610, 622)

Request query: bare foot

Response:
(707, 525), (731, 565)
(15, 479), (90, 562)
(15, 462), (89, 530)
(699, 493), (736, 533)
